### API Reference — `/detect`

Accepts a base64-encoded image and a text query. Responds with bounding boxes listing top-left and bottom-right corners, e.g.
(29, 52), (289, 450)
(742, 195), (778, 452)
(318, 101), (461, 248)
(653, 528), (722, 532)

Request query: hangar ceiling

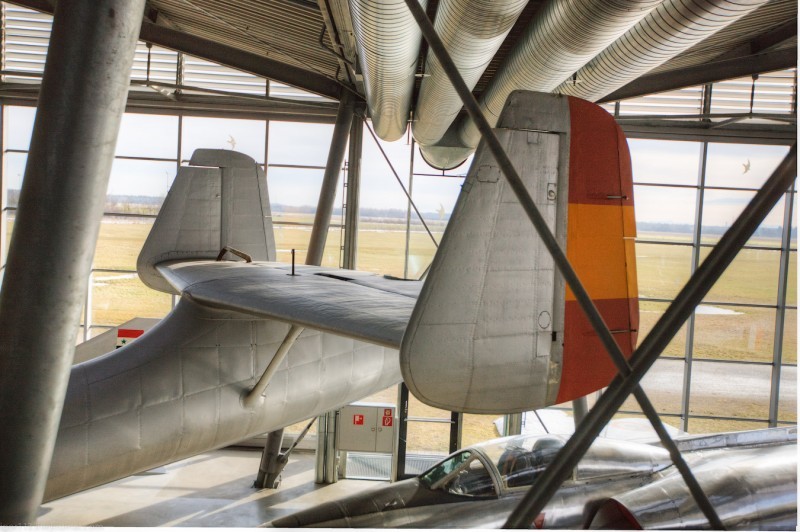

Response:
(137, 0), (796, 99)
(6, 0), (796, 104)
(5, 0), (794, 168)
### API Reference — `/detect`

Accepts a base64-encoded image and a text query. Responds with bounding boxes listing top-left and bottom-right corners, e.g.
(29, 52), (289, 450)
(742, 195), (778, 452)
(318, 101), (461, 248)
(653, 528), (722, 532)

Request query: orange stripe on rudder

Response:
(566, 204), (635, 302)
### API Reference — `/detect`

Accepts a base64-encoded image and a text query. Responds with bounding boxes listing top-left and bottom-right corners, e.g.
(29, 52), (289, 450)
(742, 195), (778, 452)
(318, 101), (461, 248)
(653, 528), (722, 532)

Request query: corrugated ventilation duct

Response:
(424, 0), (772, 169)
(419, 0), (662, 169)
(349, 0), (428, 141)
(411, 0), (528, 148)
(553, 0), (772, 101)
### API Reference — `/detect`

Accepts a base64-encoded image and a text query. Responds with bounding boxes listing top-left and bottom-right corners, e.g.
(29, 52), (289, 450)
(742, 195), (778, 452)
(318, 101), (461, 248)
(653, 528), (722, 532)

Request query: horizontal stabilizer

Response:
(400, 91), (638, 414)
(157, 261), (420, 348)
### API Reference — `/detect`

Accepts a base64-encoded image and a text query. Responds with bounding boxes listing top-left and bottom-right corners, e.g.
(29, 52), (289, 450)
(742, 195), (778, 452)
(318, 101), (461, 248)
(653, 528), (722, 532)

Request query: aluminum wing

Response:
(157, 261), (421, 348)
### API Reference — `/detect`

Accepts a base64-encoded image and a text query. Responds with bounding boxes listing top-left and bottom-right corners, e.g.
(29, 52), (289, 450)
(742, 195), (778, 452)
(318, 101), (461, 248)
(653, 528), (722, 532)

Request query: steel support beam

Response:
(768, 181), (795, 426)
(682, 88), (712, 432)
(715, 19), (798, 61)
(681, 138), (711, 432)
(681, 139), (709, 432)
(395, 383), (411, 480)
(342, 105), (364, 270)
(0, 86), (340, 124)
(254, 429), (285, 489)
(572, 397), (589, 426)
(0, 104), (6, 281)
(306, 91), (354, 265)
(260, 93), (354, 488)
(449, 411), (463, 454)
(6, 0), (344, 101)
(601, 48), (797, 103)
(315, 410), (339, 484)
(403, 141), (415, 278)
(0, 0), (144, 523)
(503, 413), (523, 436)
(308, 96), (358, 485)
(620, 122), (796, 146)
(506, 145), (797, 528)
(307, 92), (356, 485)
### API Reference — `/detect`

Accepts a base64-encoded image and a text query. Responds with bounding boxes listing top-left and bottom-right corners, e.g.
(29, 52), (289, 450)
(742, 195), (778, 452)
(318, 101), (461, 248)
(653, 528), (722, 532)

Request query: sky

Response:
(629, 139), (792, 228)
(3, 105), (795, 229)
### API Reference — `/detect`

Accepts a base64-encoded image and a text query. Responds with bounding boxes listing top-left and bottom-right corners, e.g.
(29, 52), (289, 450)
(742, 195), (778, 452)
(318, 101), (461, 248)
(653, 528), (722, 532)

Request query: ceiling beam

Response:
(6, 0), (344, 101)
(601, 47), (797, 103)
(716, 18), (798, 61)
(621, 121), (795, 146)
(138, 21), (343, 100)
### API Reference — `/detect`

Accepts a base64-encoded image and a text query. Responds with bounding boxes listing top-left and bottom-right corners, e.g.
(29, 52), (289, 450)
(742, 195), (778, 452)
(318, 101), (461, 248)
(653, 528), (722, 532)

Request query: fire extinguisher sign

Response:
(382, 416), (393, 427)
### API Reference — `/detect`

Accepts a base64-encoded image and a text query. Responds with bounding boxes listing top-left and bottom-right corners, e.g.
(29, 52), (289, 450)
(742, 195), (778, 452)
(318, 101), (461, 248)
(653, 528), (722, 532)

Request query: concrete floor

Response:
(37, 447), (383, 527)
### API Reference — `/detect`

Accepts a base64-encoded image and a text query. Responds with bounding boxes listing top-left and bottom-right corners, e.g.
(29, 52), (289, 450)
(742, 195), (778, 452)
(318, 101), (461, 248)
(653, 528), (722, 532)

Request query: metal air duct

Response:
(424, 0), (772, 169)
(420, 0), (662, 169)
(349, 0), (427, 141)
(553, 0), (772, 102)
(411, 0), (528, 148)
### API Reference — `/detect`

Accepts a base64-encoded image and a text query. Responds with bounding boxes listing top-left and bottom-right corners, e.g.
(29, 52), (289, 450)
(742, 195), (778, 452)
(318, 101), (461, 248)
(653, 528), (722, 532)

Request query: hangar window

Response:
(618, 78), (797, 433)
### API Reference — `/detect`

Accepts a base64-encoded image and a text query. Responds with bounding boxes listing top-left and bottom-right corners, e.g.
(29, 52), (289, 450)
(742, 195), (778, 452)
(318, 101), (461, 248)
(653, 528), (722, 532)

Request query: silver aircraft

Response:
(44, 91), (638, 501)
(271, 427), (797, 529)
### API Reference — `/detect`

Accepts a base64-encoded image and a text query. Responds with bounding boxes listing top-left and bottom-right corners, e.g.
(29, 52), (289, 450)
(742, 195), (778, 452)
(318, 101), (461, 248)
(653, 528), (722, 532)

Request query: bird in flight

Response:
(227, 135), (237, 151)
(742, 159), (751, 174)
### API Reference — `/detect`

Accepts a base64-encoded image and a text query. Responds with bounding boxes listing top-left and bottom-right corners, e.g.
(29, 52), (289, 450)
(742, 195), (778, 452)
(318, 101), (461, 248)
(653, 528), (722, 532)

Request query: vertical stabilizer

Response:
(137, 149), (275, 293)
(400, 91), (638, 414)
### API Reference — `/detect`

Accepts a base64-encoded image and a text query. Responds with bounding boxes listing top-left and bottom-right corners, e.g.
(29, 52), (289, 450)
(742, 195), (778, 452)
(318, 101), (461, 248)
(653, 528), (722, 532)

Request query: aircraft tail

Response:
(137, 149), (276, 293)
(400, 90), (638, 414)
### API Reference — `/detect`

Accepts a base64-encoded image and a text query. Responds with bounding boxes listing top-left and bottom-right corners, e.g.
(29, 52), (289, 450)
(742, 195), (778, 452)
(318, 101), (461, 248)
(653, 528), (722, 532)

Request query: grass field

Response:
(3, 215), (797, 449)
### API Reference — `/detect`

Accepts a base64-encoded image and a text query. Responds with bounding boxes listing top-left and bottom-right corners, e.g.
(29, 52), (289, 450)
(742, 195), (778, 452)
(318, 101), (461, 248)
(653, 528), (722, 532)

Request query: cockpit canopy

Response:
(419, 434), (672, 498)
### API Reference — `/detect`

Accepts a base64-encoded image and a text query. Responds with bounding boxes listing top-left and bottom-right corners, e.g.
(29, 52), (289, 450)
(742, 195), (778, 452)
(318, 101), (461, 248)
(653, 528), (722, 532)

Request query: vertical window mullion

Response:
(680, 84), (713, 431)
(680, 141), (707, 431)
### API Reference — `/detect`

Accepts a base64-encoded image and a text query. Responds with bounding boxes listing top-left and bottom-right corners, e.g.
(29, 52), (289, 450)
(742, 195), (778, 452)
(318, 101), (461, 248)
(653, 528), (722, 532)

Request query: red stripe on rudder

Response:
(556, 299), (638, 404)
(567, 97), (633, 207)
(616, 124), (634, 210)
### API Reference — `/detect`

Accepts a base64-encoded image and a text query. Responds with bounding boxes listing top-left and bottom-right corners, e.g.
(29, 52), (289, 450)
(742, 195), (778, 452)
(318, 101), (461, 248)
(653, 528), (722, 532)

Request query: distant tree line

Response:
(638, 222), (795, 239)
(271, 203), (449, 222)
(5, 190), (795, 238)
